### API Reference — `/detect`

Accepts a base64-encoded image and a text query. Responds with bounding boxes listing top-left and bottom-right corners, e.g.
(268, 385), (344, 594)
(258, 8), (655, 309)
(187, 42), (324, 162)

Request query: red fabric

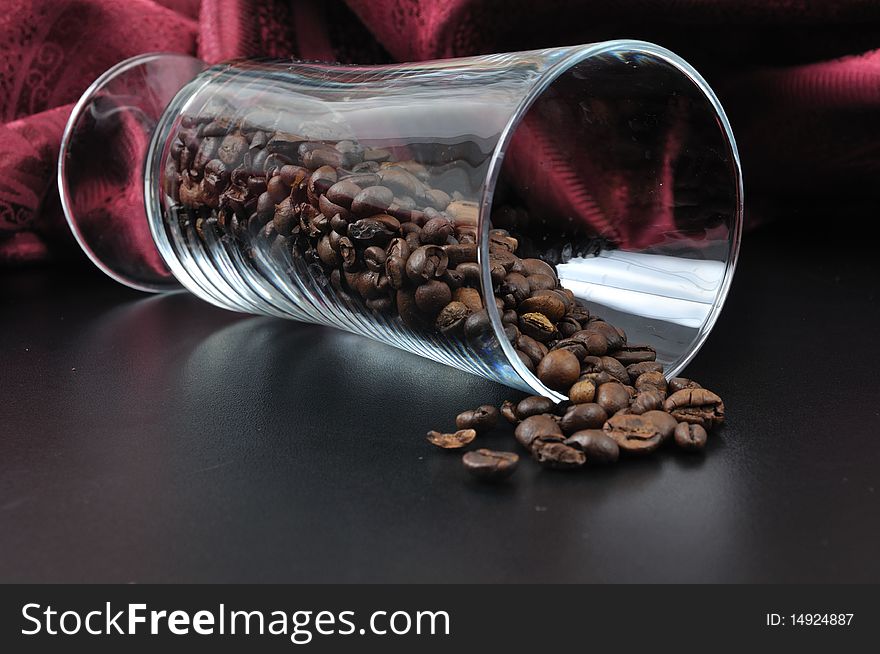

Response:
(2, 0), (879, 264)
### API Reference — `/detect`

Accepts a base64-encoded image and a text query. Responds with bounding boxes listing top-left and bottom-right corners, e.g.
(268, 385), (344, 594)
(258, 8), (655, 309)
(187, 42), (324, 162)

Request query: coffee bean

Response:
(452, 286), (483, 313)
(326, 180), (362, 209)
(584, 321), (624, 350)
(516, 334), (548, 366)
(427, 428), (477, 449)
(308, 165), (338, 195)
(595, 382), (630, 415)
(635, 370), (667, 396)
(462, 449), (519, 481)
(406, 245), (448, 284)
(536, 349), (580, 392)
(218, 134), (248, 166)
(526, 273), (557, 292)
(532, 441), (586, 469)
(351, 185), (394, 216)
(599, 356), (630, 385)
(513, 396), (555, 420)
(627, 361), (664, 384)
(421, 217), (454, 245)
(603, 410), (676, 453)
(568, 379), (596, 404)
(521, 258), (556, 278)
(630, 390), (663, 415)
(674, 422), (708, 451)
(564, 430), (620, 464)
(609, 345), (657, 365)
(501, 273), (531, 306)
(456, 404), (500, 432)
(500, 400), (519, 424)
(445, 243), (478, 267)
(519, 312), (557, 342)
(519, 294), (566, 322)
(664, 388), (725, 429)
(436, 301), (470, 337)
(414, 280), (452, 316)
(514, 414), (562, 449)
(516, 349), (535, 372)
(668, 377), (702, 394)
(559, 403), (608, 433)
(396, 289), (429, 329)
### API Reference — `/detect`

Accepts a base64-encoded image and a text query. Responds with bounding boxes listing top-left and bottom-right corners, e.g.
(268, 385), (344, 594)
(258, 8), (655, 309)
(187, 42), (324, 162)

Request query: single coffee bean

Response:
(516, 349), (535, 372)
(564, 430), (620, 464)
(664, 388), (725, 429)
(514, 396), (557, 420)
(445, 243), (478, 267)
(630, 390), (664, 415)
(584, 321), (624, 351)
(603, 411), (676, 453)
(363, 245), (387, 273)
(635, 370), (667, 396)
(536, 349), (580, 392)
(500, 400), (519, 424)
(514, 414), (563, 449)
(526, 273), (557, 292)
(424, 188), (452, 210)
(599, 356), (630, 385)
(668, 377), (702, 394)
(501, 272), (531, 306)
(462, 449), (519, 481)
(552, 339), (588, 361)
(595, 382), (630, 415)
(309, 165), (338, 195)
(436, 301), (470, 337)
(426, 429), (477, 449)
(279, 164), (309, 186)
(568, 379), (596, 404)
(518, 295), (566, 322)
(273, 197), (296, 235)
(218, 134), (248, 166)
(502, 309), (519, 325)
(516, 334), (549, 366)
(559, 403), (608, 433)
(456, 404), (500, 432)
(396, 289), (430, 329)
(521, 258), (556, 278)
(406, 245), (448, 284)
(608, 345), (657, 366)
(627, 361), (664, 384)
(325, 180), (362, 209)
(421, 216), (455, 245)
(463, 309), (492, 340)
(453, 286), (483, 313)
(414, 280), (452, 316)
(350, 185), (394, 216)
(266, 175), (289, 203)
(532, 441), (586, 470)
(674, 422), (708, 451)
(519, 312), (557, 342)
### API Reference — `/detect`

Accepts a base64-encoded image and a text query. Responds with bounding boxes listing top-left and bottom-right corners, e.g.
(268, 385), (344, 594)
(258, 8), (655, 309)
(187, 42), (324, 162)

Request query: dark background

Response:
(1, 219), (879, 583)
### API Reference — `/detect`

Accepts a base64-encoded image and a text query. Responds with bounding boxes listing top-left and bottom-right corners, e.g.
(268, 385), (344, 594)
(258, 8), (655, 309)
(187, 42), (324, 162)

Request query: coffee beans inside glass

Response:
(59, 41), (742, 399)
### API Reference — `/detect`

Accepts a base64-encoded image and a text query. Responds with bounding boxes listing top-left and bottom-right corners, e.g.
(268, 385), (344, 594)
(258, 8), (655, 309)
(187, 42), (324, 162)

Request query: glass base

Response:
(58, 52), (205, 292)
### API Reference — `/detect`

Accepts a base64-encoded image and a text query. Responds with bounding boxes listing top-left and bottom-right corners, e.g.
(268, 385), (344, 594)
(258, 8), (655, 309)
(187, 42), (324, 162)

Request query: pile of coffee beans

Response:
(164, 108), (727, 483)
(431, 358), (724, 481)
(164, 115), (597, 355)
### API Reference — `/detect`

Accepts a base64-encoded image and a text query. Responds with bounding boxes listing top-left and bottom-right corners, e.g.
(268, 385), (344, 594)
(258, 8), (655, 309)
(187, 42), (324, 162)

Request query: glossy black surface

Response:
(1, 222), (878, 582)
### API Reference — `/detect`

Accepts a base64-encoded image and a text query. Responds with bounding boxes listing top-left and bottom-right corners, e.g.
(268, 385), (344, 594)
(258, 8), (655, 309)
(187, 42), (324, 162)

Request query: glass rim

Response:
(476, 39), (744, 399)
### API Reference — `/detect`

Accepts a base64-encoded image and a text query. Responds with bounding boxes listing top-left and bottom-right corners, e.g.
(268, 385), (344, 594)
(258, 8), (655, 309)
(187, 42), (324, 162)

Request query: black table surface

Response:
(1, 221), (879, 583)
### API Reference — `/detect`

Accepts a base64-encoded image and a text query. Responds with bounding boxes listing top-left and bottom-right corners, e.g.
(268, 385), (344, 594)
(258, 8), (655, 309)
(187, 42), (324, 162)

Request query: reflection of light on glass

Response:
(557, 251), (725, 328)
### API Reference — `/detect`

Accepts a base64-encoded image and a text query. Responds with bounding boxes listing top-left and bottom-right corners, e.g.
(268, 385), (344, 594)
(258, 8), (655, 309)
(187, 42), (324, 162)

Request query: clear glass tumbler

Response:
(59, 42), (742, 399)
